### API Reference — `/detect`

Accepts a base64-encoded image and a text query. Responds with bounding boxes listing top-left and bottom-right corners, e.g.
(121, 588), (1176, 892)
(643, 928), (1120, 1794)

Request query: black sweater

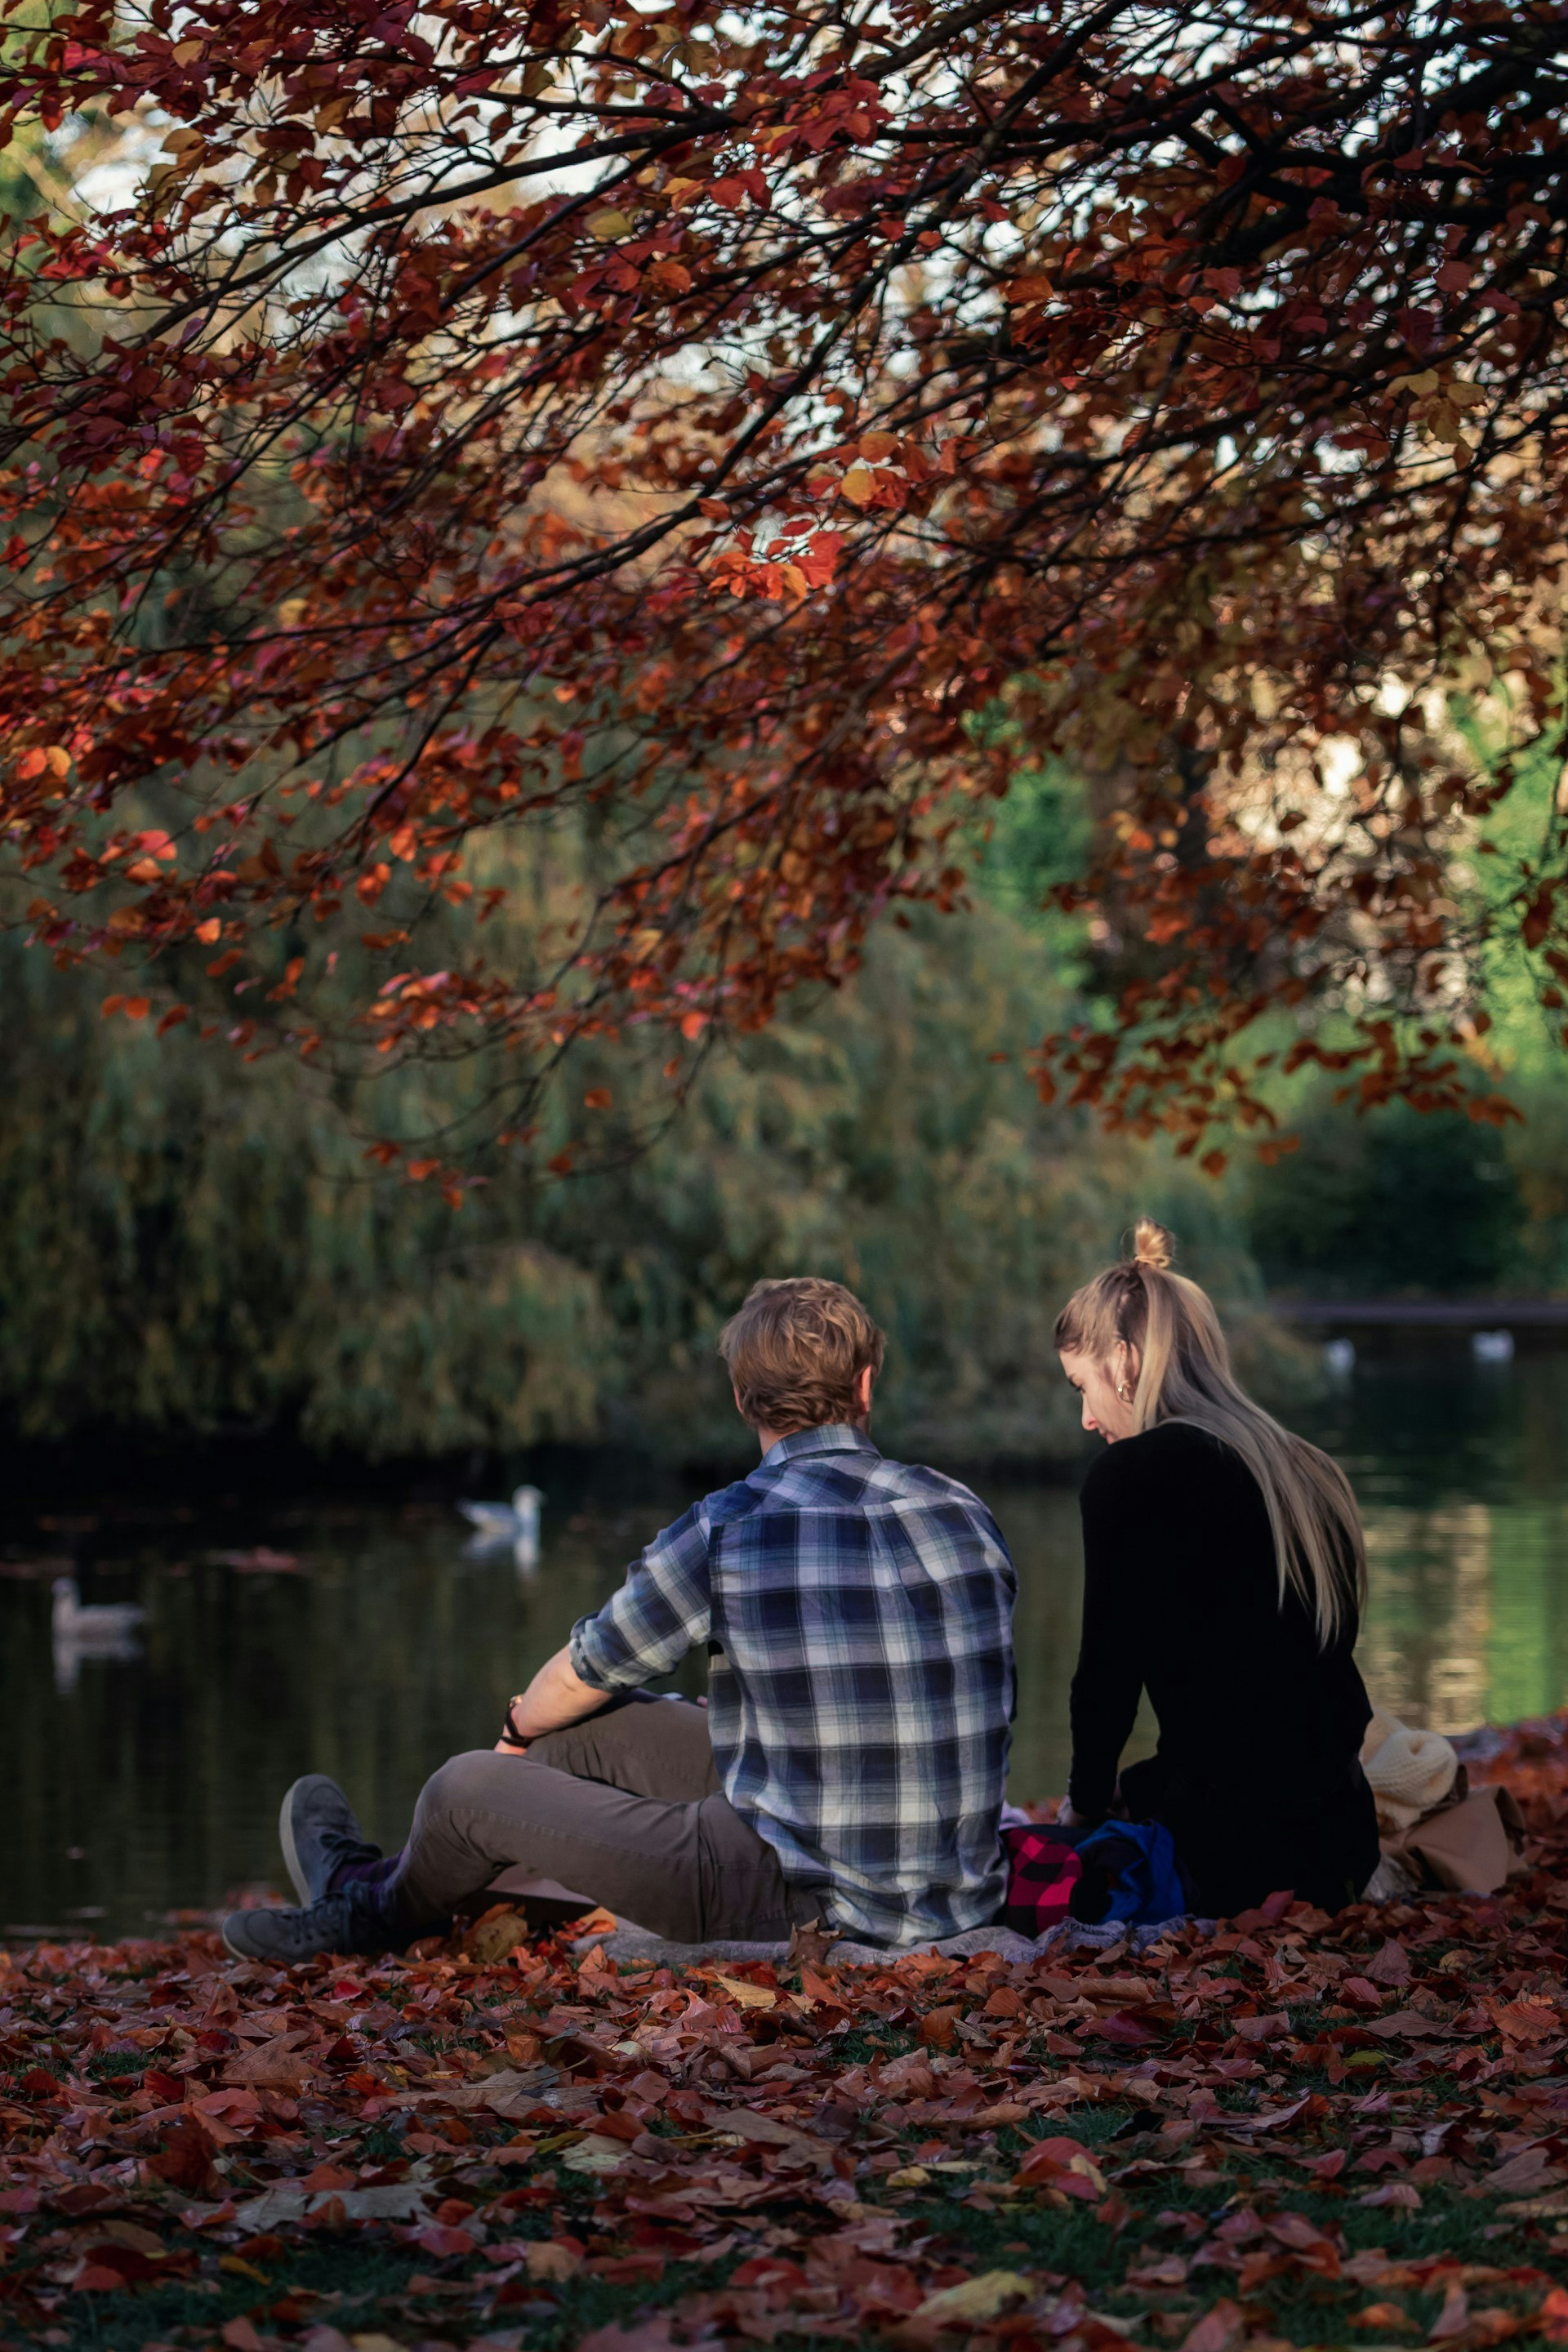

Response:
(1067, 1419), (1379, 1917)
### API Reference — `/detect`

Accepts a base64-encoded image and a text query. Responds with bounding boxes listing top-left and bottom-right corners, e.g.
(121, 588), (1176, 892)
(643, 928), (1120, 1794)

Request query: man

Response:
(223, 1277), (1016, 1962)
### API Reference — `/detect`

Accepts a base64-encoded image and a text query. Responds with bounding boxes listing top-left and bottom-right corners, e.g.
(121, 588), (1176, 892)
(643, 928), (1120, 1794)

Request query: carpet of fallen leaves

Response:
(4, 1719), (1568, 2352)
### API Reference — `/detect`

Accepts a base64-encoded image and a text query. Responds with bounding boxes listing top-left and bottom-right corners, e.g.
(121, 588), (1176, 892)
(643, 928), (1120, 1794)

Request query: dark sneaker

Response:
(278, 1774), (381, 1904)
(220, 1882), (408, 1967)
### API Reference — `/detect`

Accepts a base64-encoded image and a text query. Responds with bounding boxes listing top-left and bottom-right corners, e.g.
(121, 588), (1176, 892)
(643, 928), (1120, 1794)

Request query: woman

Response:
(1057, 1219), (1379, 1918)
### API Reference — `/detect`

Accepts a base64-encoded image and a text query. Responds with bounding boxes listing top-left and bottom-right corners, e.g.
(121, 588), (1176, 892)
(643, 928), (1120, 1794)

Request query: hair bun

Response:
(1131, 1217), (1174, 1272)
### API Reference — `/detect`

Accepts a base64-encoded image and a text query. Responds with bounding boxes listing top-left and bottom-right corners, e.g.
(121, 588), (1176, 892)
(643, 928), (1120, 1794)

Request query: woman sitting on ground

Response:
(1057, 1220), (1379, 1918)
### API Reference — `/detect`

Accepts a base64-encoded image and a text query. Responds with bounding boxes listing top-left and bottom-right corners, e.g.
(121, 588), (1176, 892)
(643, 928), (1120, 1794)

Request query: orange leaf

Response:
(1014, 2136), (1106, 2199)
(1540, 2287), (1568, 2343)
(919, 2004), (960, 2050)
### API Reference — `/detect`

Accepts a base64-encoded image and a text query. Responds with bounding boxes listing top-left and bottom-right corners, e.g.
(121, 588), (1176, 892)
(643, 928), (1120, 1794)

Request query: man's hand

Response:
(494, 1645), (610, 1752)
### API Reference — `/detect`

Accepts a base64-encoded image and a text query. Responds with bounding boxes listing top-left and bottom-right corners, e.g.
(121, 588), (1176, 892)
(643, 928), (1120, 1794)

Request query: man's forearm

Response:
(497, 1645), (612, 1748)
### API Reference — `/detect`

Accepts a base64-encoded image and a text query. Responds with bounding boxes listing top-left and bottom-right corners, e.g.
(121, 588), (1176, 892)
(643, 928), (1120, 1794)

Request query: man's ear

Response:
(854, 1363), (875, 1418)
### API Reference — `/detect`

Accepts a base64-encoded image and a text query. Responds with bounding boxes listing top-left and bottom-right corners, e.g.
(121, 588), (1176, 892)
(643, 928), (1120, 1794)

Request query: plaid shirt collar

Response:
(760, 1422), (879, 1467)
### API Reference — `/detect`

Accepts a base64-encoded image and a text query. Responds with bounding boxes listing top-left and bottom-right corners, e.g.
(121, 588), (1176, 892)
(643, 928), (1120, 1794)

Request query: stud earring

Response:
(1117, 1383), (1132, 1402)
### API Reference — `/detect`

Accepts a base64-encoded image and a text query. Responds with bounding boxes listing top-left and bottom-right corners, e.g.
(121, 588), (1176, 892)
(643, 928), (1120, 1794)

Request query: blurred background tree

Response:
(0, 789), (1304, 1467)
(1244, 1095), (1523, 1301)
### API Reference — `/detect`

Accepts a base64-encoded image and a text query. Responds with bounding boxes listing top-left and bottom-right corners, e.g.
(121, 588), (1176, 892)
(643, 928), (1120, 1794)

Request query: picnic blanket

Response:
(571, 1913), (1199, 1967)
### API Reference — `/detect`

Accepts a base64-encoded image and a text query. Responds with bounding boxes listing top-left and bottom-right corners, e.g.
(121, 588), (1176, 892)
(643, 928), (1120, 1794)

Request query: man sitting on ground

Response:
(222, 1277), (1017, 1962)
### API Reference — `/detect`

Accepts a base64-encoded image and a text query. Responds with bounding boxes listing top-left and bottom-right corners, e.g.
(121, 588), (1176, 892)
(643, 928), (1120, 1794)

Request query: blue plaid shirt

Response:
(569, 1424), (1015, 1947)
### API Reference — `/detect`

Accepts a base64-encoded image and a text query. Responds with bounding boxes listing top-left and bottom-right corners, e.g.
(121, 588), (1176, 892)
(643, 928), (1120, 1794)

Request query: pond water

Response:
(4, 1339), (1568, 1944)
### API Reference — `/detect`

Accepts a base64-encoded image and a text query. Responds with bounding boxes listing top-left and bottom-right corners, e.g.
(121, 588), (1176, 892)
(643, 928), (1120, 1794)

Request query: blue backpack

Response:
(1072, 1820), (1190, 1926)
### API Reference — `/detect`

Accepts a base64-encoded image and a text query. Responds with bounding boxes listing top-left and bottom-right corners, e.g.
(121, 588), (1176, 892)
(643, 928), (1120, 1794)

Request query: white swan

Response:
(51, 1576), (145, 1694)
(458, 1485), (543, 1569)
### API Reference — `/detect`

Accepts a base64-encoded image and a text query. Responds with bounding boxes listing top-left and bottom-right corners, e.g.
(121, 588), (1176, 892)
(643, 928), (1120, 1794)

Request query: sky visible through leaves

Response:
(2, 1719), (1568, 2352)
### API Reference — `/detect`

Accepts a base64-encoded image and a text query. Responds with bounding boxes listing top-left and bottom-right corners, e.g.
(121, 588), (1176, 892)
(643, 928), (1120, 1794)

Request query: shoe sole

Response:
(221, 1916), (256, 1962)
(278, 1775), (315, 1904)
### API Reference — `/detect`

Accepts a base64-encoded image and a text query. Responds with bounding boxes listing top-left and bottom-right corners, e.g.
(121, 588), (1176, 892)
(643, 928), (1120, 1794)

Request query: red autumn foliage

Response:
(2, 4), (1568, 1161)
(0, 1713), (1566, 2348)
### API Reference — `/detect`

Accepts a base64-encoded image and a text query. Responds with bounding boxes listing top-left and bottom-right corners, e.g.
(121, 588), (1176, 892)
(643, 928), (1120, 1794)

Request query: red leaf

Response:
(411, 2223), (476, 2259)
(1092, 2006), (1168, 2046)
(1362, 1939), (1413, 1988)
(1182, 2299), (1245, 2352)
(576, 2323), (684, 2352)
(1014, 2136), (1106, 2198)
(732, 2256), (810, 2290)
(146, 2118), (219, 2194)
(72, 2265), (129, 2293)
(1431, 2278), (1471, 2339)
(298, 2162), (354, 2191)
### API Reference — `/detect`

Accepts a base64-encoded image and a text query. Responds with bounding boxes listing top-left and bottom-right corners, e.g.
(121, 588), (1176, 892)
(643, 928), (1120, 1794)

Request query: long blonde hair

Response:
(1055, 1218), (1366, 1645)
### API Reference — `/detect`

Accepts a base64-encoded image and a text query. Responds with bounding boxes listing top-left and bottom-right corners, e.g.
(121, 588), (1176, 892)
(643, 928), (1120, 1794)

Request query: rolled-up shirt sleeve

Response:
(569, 1501), (715, 1690)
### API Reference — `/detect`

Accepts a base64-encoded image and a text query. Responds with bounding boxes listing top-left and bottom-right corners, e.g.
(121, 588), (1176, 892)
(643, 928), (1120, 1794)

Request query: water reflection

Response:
(1359, 1503), (1494, 1730)
(2, 1341), (1566, 1941)
(0, 1499), (655, 1947)
(50, 1574), (146, 1694)
(458, 1482), (544, 1570)
(1301, 1341), (1568, 1735)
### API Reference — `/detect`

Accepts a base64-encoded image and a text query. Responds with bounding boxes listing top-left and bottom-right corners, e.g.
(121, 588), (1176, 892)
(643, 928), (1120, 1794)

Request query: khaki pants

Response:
(390, 1695), (820, 1942)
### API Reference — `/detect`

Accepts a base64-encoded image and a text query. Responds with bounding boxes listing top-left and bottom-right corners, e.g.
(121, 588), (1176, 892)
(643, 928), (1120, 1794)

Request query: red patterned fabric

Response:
(1000, 1824), (1082, 1936)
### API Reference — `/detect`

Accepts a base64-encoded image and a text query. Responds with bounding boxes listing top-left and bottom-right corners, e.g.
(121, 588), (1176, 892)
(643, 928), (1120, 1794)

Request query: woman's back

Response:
(1057, 1218), (1381, 1916)
(1071, 1420), (1373, 1833)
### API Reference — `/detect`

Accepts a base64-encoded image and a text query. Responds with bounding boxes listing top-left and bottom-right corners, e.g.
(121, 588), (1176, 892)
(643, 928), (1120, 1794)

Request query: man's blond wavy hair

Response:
(719, 1277), (886, 1436)
(1056, 1218), (1366, 1644)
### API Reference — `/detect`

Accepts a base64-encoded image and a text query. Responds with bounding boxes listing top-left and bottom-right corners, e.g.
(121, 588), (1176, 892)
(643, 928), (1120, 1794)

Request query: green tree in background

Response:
(1245, 1094), (1523, 1300)
(0, 875), (1285, 1467)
